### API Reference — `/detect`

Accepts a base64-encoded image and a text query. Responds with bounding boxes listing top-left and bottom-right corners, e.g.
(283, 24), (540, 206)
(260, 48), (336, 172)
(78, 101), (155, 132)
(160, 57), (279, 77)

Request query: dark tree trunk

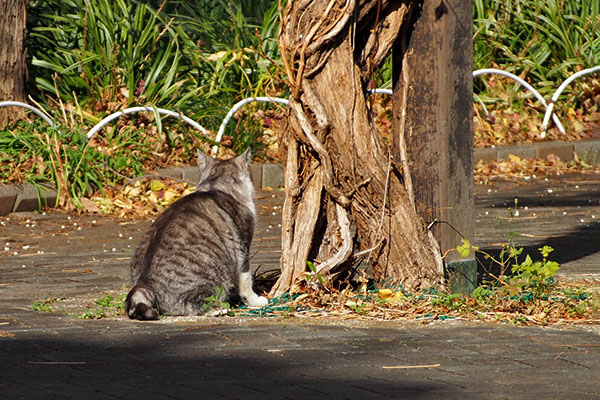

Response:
(271, 0), (446, 296)
(0, 0), (28, 126)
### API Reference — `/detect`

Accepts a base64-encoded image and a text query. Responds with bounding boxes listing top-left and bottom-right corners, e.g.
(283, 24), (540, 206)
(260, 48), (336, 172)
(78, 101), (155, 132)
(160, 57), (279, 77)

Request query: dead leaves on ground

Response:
(255, 281), (600, 326)
(475, 154), (600, 184)
(89, 177), (196, 218)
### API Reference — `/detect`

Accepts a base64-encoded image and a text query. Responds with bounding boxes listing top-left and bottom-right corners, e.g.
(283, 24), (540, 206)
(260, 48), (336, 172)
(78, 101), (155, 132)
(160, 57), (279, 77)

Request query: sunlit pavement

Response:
(1, 180), (599, 399)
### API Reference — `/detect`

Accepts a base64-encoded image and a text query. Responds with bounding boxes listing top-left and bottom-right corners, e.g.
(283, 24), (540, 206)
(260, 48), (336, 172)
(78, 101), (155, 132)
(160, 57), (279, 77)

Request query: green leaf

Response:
(539, 246), (554, 258)
(456, 238), (479, 258)
(508, 246), (523, 258)
(541, 261), (560, 278)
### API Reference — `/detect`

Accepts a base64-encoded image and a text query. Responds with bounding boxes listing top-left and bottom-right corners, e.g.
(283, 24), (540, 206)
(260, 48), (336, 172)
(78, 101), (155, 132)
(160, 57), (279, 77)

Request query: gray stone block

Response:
(0, 185), (17, 216)
(262, 164), (284, 188)
(179, 167), (200, 184)
(155, 168), (182, 180)
(249, 164), (262, 189)
(497, 144), (536, 160)
(473, 147), (497, 163)
(12, 184), (57, 212)
(574, 139), (600, 166)
(446, 258), (477, 295)
(535, 141), (574, 161)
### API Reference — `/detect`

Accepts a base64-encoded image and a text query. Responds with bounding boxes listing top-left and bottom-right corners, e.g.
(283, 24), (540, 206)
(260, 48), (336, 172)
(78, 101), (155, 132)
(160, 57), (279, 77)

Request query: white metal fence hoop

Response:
(541, 65), (600, 134)
(473, 68), (565, 137)
(0, 101), (56, 127)
(86, 106), (209, 141)
(213, 97), (290, 154)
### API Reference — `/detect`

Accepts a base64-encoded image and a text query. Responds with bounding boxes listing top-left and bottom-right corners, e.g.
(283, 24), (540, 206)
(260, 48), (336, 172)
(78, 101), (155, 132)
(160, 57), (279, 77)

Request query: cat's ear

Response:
(240, 148), (252, 164)
(197, 150), (212, 170)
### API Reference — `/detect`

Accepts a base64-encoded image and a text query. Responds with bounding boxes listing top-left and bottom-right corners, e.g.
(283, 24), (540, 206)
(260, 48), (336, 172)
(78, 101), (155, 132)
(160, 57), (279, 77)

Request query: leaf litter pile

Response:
(475, 154), (600, 185)
(84, 155), (600, 219)
(88, 177), (196, 218)
(34, 276), (600, 326)
(233, 272), (600, 326)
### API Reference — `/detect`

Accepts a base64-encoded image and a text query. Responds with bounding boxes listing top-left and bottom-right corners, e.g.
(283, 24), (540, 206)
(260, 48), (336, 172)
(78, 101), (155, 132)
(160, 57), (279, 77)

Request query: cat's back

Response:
(131, 189), (254, 278)
(154, 189), (254, 236)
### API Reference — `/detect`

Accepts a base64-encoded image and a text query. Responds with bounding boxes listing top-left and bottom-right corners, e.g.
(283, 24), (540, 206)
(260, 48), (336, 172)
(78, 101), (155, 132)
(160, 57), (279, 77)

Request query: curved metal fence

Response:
(2, 66), (599, 149)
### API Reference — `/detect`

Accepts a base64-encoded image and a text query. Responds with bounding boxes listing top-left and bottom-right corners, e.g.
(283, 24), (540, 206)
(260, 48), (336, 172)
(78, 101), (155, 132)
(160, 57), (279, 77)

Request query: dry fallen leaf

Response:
(378, 288), (395, 300)
(79, 197), (100, 213)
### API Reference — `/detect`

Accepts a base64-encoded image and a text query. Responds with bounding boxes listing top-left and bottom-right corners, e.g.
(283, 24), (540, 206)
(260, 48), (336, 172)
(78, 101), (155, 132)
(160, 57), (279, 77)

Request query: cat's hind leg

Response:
(126, 286), (159, 320)
(238, 271), (268, 308)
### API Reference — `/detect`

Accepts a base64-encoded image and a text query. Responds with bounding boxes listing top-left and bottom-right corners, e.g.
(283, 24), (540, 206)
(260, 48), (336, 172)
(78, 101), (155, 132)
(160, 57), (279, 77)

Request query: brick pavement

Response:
(1, 314), (599, 399)
(1, 180), (600, 399)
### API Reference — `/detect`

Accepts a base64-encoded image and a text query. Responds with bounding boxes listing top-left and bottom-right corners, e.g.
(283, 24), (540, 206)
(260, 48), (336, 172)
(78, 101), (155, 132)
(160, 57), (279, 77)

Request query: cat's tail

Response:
(125, 285), (159, 320)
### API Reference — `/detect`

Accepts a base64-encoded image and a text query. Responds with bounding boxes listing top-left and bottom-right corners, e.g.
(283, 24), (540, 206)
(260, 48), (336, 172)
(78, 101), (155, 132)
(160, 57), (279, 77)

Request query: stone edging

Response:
(474, 138), (600, 164)
(0, 164), (285, 217)
(2, 139), (600, 216)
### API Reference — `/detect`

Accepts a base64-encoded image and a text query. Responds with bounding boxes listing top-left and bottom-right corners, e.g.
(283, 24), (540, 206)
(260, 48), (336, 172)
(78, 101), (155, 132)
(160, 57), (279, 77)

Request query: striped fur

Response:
(125, 150), (267, 320)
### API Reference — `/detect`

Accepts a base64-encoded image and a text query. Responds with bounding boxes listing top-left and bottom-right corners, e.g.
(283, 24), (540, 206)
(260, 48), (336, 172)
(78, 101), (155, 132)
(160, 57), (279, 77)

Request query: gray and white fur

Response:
(125, 149), (268, 320)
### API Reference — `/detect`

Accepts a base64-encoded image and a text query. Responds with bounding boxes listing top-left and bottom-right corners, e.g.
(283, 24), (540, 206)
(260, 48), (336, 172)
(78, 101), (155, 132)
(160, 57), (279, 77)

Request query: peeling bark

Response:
(271, 0), (446, 296)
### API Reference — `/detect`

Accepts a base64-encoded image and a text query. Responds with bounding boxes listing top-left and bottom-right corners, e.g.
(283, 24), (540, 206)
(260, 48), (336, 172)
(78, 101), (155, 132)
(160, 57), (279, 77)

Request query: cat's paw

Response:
(205, 307), (230, 317)
(247, 295), (268, 308)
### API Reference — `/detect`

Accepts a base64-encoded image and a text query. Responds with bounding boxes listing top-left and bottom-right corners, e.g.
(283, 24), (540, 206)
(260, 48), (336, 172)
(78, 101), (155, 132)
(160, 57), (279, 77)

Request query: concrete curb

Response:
(2, 139), (600, 216)
(0, 183), (57, 216)
(0, 164), (285, 216)
(473, 138), (600, 164)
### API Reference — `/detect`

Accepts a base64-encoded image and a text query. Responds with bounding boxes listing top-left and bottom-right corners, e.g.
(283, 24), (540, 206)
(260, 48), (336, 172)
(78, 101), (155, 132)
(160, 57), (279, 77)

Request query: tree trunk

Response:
(271, 0), (445, 296)
(0, 0), (28, 126)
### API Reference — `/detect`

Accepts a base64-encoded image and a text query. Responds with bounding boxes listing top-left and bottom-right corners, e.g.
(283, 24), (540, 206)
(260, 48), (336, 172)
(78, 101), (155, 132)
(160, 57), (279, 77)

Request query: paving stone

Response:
(12, 183), (57, 212)
(155, 167), (182, 179)
(179, 166), (201, 183)
(535, 140), (575, 161)
(262, 163), (284, 188)
(574, 140), (600, 165)
(0, 184), (17, 216)
(497, 143), (536, 160)
(473, 147), (497, 163)
(1, 182), (600, 400)
(249, 163), (263, 189)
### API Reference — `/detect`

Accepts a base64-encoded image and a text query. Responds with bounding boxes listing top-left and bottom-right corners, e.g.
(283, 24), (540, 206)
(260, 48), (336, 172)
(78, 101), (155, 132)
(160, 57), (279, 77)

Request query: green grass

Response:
(473, 0), (600, 101)
(4, 0), (598, 209)
(79, 293), (126, 319)
(26, 0), (283, 128)
(32, 298), (59, 312)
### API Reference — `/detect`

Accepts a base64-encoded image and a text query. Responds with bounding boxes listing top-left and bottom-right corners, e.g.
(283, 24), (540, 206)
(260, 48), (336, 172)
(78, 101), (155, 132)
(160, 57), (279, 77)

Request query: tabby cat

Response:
(125, 149), (268, 320)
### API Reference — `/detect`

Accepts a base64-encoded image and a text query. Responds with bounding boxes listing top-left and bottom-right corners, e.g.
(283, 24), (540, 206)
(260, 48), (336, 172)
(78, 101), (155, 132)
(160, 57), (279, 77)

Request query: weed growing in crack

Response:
(32, 298), (59, 312)
(79, 293), (126, 319)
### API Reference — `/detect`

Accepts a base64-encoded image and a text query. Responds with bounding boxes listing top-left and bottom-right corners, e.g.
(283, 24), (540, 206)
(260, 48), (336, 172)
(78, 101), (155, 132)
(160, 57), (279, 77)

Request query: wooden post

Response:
(393, 0), (475, 293)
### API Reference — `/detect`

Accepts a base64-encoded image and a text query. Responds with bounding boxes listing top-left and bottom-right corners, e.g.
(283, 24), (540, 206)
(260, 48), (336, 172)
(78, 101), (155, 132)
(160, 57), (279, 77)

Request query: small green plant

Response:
(32, 298), (59, 312)
(430, 293), (464, 309)
(456, 237), (479, 258)
(457, 199), (561, 304)
(347, 301), (367, 315)
(505, 246), (560, 301)
(471, 285), (493, 301)
(79, 293), (126, 319)
(202, 286), (233, 315)
(306, 260), (327, 287)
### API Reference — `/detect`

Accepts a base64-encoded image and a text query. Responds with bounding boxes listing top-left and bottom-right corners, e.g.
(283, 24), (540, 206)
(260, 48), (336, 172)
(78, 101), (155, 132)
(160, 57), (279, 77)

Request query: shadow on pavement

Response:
(1, 335), (445, 400)
(478, 221), (600, 280)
